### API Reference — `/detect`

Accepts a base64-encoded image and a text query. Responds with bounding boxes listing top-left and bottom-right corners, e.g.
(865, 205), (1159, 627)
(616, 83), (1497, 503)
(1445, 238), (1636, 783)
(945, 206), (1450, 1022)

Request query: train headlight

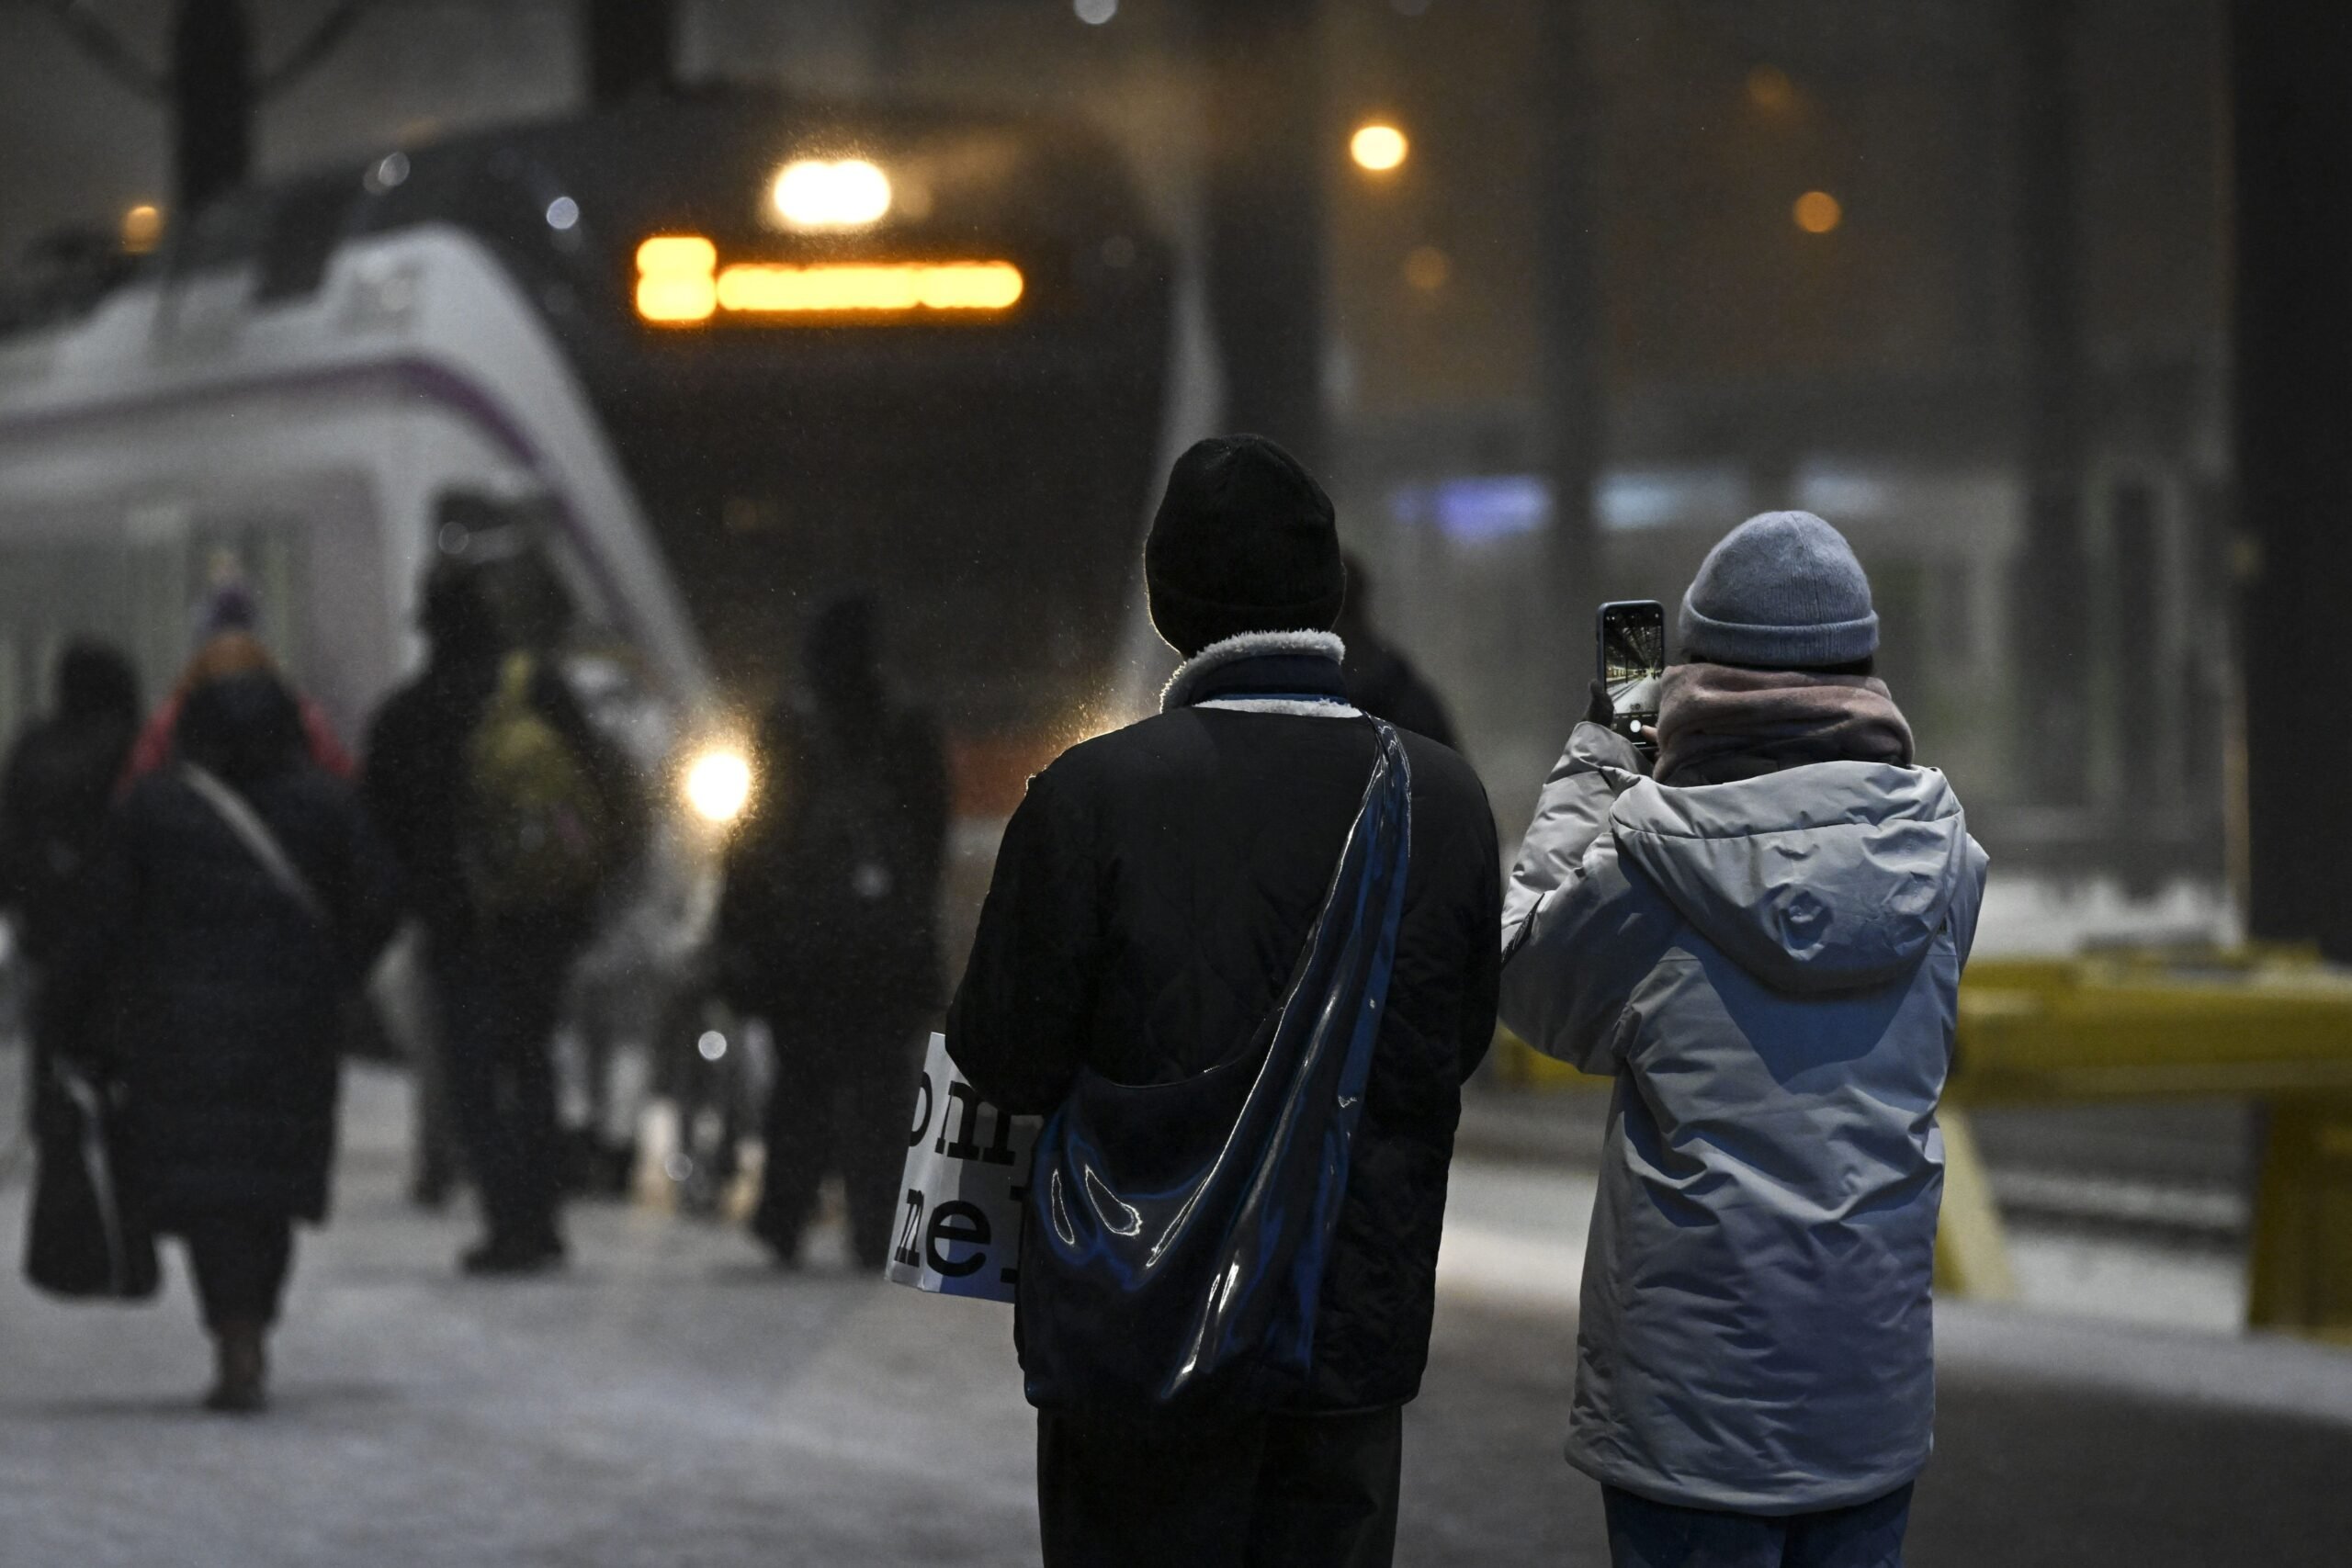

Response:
(773, 159), (892, 231)
(683, 746), (755, 826)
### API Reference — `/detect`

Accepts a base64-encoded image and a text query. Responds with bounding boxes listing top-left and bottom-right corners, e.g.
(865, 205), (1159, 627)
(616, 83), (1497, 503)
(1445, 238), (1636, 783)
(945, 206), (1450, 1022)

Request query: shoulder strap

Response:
(180, 763), (328, 926)
(498, 650), (536, 707)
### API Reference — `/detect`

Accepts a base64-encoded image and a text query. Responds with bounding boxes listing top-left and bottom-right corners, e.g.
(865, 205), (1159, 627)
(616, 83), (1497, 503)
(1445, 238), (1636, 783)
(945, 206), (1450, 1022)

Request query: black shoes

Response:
(459, 1233), (568, 1277)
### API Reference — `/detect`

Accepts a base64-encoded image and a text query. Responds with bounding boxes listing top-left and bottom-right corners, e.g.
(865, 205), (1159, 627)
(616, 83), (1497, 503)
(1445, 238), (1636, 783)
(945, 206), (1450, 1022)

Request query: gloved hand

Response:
(1585, 679), (1616, 728)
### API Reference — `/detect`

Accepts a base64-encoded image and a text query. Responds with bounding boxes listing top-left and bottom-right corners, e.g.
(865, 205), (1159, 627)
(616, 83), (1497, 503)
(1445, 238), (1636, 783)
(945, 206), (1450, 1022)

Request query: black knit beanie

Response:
(1145, 434), (1346, 657)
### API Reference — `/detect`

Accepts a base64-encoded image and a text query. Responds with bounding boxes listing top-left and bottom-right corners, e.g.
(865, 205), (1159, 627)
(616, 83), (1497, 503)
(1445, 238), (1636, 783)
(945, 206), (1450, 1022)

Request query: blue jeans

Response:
(1602, 1483), (1914, 1568)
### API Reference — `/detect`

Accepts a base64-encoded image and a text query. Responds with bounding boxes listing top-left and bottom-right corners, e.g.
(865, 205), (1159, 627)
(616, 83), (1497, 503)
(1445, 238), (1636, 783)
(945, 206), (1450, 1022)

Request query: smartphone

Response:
(1596, 600), (1666, 750)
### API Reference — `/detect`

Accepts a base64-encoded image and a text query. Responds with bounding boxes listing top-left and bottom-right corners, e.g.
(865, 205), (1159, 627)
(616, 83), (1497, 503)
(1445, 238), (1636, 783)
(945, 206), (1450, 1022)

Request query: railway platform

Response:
(5, 1057), (2350, 1565)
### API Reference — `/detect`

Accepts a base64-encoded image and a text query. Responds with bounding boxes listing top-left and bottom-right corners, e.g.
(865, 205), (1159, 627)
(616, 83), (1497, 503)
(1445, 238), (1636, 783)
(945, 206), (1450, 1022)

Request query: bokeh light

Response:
(1351, 122), (1409, 174)
(120, 203), (162, 254)
(1404, 245), (1452, 292)
(1747, 64), (1796, 112)
(1793, 189), (1844, 233)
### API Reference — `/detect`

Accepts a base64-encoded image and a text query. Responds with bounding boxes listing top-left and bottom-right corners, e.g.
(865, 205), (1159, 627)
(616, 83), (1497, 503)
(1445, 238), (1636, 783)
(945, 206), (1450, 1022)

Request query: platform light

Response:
(1351, 122), (1409, 174)
(683, 744), (754, 825)
(121, 203), (163, 254)
(773, 158), (893, 231)
(1075, 0), (1118, 22)
(1792, 189), (1843, 234)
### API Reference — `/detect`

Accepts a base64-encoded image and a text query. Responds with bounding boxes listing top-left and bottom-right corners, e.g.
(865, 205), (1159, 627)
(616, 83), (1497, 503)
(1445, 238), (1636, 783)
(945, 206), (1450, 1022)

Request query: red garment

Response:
(120, 692), (356, 792)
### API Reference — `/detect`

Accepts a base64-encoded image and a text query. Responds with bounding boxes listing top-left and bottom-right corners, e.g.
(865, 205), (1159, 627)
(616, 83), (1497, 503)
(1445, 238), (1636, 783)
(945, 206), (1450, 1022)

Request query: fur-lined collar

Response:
(1160, 630), (1348, 713)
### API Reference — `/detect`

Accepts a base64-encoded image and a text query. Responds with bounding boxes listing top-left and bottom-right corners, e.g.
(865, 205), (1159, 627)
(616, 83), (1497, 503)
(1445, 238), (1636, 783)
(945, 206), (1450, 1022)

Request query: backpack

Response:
(460, 653), (616, 919)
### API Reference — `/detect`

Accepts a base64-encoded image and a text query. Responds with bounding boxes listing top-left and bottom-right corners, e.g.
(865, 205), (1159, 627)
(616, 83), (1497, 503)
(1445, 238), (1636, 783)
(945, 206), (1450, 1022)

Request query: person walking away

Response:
(0, 642), (141, 1135)
(948, 435), (1501, 1568)
(1, 642), (141, 968)
(1498, 511), (1988, 1567)
(38, 670), (398, 1411)
(363, 564), (639, 1274)
(717, 594), (948, 1269)
(1333, 551), (1463, 751)
(119, 586), (354, 788)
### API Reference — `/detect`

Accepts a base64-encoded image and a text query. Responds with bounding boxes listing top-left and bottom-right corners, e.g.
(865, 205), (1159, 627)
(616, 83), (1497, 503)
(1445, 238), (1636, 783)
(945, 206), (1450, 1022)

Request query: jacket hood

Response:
(1610, 761), (1971, 994)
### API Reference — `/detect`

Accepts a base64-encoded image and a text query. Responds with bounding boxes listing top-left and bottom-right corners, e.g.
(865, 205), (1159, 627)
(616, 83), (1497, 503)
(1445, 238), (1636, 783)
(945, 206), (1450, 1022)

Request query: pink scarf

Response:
(1652, 664), (1914, 786)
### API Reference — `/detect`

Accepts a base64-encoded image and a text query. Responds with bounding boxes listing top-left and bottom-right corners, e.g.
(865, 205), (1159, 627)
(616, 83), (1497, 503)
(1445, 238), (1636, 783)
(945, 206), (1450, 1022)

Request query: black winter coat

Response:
(0, 699), (138, 963)
(948, 642), (1500, 1414)
(41, 675), (401, 1225)
(718, 690), (951, 1026)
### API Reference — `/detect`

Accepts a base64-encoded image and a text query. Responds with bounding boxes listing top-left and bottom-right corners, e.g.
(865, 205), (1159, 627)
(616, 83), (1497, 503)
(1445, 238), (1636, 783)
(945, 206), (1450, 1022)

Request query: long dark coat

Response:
(40, 674), (401, 1225)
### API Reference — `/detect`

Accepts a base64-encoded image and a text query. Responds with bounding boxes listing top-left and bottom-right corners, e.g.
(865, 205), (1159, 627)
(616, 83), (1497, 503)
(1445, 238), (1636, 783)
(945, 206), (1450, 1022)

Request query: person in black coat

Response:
(1334, 551), (1463, 752)
(948, 436), (1501, 1568)
(717, 594), (949, 1269)
(40, 671), (399, 1412)
(0, 640), (141, 965)
(363, 559), (641, 1274)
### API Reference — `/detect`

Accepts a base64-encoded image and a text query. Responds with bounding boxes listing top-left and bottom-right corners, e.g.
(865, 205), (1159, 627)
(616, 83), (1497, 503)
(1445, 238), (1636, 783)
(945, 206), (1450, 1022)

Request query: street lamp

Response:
(1351, 122), (1409, 174)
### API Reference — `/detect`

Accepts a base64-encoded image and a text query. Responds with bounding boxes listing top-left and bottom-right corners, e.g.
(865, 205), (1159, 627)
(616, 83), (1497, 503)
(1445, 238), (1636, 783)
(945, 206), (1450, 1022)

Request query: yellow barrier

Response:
(1491, 946), (2352, 1333)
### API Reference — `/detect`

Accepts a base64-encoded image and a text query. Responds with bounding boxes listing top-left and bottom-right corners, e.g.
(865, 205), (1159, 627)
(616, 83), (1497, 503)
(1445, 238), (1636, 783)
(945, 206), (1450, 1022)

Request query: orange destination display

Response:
(635, 235), (1024, 324)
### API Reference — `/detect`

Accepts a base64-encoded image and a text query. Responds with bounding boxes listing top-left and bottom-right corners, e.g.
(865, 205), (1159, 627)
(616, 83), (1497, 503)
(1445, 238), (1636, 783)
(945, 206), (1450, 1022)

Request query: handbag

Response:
(886, 1032), (1042, 1303)
(1020, 720), (1413, 1415)
(24, 1055), (161, 1302)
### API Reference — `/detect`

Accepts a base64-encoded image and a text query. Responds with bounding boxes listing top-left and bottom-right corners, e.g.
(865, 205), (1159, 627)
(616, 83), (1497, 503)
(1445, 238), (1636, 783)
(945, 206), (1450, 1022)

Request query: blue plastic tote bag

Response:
(1020, 720), (1412, 1415)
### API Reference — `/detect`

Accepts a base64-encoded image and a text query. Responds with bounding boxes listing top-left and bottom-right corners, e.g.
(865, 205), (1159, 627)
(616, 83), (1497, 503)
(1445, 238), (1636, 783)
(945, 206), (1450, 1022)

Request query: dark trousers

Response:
(1602, 1483), (1915, 1568)
(431, 931), (573, 1250)
(176, 1213), (295, 1332)
(1036, 1405), (1403, 1568)
(755, 1015), (919, 1269)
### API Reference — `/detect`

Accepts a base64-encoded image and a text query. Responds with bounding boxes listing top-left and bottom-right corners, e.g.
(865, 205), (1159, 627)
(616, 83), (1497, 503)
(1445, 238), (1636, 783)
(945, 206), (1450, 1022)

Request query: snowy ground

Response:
(3, 1059), (2348, 1565)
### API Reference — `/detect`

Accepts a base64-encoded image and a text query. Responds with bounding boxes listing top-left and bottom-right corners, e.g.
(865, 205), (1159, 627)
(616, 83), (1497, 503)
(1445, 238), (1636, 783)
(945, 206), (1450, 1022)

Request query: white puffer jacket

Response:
(1500, 721), (1988, 1514)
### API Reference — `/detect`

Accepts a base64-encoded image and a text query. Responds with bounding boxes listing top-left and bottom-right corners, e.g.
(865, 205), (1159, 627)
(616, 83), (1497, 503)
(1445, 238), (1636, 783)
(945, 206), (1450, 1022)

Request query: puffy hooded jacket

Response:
(1499, 721), (1987, 1515)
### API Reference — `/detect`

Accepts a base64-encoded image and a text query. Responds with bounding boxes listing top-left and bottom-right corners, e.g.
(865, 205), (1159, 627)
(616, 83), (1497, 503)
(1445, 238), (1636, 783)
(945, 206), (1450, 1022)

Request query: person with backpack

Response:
(1498, 511), (1989, 1567)
(37, 668), (399, 1411)
(363, 560), (640, 1275)
(946, 435), (1501, 1568)
(716, 594), (949, 1270)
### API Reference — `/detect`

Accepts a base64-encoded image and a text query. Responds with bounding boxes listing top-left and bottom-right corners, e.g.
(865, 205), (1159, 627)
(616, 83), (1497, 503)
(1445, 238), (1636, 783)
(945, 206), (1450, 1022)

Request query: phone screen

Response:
(1597, 601), (1666, 743)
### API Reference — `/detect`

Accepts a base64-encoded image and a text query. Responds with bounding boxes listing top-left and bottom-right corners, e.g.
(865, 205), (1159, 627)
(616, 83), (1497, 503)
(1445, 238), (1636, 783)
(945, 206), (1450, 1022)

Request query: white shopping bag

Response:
(886, 1032), (1040, 1303)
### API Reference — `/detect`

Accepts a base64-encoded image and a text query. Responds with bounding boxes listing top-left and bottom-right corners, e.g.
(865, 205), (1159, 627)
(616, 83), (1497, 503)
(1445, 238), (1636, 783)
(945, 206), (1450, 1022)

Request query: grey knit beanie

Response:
(1678, 510), (1879, 669)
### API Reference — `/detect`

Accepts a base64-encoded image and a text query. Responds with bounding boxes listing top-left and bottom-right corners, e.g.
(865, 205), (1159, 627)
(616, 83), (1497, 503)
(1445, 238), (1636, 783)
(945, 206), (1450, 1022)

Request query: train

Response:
(0, 91), (1207, 1180)
(0, 90), (1198, 835)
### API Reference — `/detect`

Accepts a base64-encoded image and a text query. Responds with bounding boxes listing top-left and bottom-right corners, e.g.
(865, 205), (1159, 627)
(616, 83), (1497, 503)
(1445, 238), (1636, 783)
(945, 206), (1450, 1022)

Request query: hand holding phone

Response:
(1595, 600), (1666, 757)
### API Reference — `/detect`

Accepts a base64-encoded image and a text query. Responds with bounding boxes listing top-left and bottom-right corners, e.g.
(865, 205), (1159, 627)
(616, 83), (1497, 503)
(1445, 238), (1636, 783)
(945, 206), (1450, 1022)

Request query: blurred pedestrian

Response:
(948, 436), (1500, 1568)
(1333, 551), (1462, 751)
(119, 586), (354, 789)
(0, 640), (141, 968)
(717, 594), (948, 1269)
(38, 669), (398, 1412)
(1498, 511), (1988, 1567)
(364, 561), (640, 1275)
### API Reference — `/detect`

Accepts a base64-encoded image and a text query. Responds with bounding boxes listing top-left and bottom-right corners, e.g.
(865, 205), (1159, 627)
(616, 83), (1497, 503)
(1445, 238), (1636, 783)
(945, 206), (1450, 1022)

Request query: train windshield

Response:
(386, 100), (1177, 746)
